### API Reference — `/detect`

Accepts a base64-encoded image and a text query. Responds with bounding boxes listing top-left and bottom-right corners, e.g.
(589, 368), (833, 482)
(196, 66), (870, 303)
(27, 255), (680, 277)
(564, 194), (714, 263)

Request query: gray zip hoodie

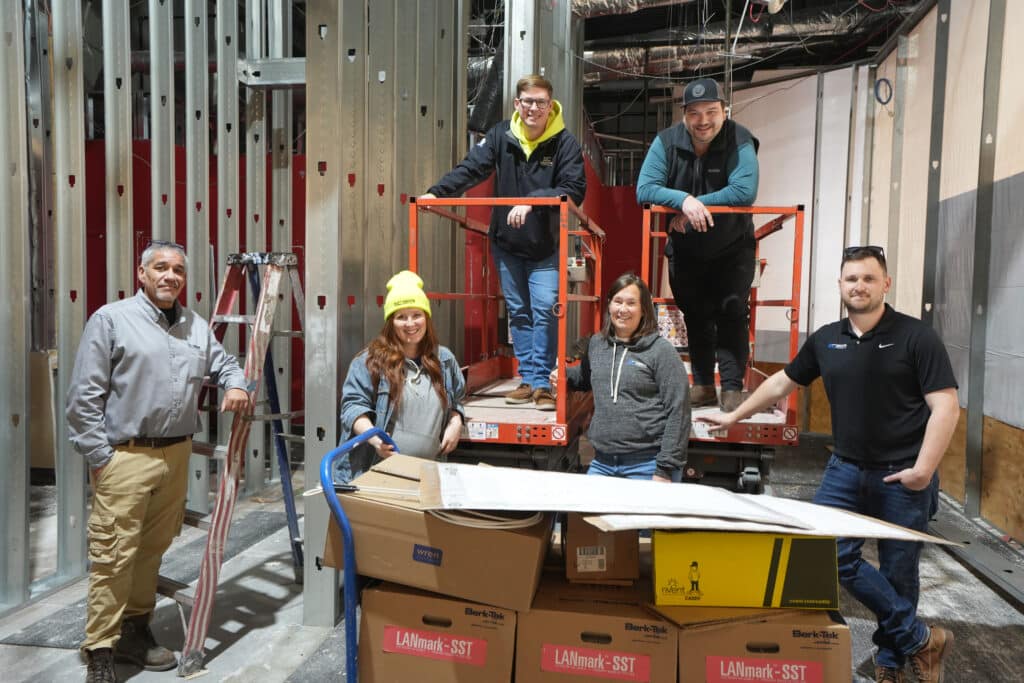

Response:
(565, 332), (690, 479)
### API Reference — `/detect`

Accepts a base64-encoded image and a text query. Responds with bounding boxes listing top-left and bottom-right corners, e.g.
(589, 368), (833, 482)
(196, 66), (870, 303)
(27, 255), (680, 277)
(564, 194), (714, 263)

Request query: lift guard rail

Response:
(409, 195), (606, 446)
(641, 204), (805, 445)
(319, 427), (397, 683)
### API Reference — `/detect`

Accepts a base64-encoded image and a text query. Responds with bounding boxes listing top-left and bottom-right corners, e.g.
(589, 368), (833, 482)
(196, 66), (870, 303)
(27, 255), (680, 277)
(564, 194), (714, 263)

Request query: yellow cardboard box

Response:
(652, 531), (838, 609)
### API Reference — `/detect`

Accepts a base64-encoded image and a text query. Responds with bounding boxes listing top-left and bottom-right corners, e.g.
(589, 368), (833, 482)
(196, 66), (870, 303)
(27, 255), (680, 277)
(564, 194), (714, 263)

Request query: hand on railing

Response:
(507, 204), (533, 228)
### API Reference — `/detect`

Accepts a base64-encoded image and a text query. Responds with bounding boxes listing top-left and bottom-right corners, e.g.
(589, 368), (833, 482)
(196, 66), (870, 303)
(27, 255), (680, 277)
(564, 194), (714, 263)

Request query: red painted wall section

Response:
(84, 141), (308, 417)
(463, 176), (497, 361)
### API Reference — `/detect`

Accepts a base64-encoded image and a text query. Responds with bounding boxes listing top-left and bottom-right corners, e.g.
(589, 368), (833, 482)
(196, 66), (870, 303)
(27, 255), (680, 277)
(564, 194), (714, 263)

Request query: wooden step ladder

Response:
(164, 252), (305, 677)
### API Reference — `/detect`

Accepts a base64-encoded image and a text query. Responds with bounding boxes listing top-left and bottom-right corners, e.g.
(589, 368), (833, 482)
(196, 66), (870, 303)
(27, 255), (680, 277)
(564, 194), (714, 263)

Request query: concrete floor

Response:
(2, 443), (1023, 682)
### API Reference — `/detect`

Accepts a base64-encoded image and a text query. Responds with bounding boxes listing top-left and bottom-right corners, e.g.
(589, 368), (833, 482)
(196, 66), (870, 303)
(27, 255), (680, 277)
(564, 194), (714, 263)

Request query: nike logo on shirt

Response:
(879, 343), (894, 349)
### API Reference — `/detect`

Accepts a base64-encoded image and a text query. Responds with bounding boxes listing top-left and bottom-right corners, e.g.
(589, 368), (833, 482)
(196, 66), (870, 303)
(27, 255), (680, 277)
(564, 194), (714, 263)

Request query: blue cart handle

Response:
(319, 428), (398, 683)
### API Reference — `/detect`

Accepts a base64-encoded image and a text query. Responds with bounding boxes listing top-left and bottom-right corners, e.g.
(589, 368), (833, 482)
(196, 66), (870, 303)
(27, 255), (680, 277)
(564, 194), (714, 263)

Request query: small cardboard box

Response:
(653, 531), (838, 609)
(652, 604), (851, 683)
(565, 513), (640, 583)
(515, 574), (677, 682)
(360, 582), (516, 683)
(321, 455), (552, 611)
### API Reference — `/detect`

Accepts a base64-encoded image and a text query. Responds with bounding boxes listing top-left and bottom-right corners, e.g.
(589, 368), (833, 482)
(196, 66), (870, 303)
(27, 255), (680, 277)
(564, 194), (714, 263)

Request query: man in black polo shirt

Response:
(701, 246), (959, 683)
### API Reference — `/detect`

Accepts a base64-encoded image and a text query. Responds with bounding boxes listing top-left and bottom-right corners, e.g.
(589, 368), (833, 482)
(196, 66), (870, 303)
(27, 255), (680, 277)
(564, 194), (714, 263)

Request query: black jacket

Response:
(658, 119), (759, 262)
(427, 120), (587, 260)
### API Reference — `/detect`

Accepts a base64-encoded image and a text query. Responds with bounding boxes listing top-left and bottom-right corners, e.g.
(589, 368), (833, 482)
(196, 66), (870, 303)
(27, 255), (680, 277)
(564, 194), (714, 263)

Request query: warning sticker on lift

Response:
(468, 422), (500, 440)
(552, 425), (566, 441)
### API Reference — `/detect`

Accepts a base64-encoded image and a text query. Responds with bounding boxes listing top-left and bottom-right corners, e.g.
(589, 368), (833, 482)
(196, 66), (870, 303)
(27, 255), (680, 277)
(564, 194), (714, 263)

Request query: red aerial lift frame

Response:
(409, 195), (606, 448)
(640, 204), (805, 447)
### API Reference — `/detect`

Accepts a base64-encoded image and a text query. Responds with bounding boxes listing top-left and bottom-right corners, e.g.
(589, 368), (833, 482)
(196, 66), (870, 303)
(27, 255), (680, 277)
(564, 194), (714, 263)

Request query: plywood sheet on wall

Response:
(980, 416), (1024, 542)
(939, 0), (987, 201)
(994, 0), (1024, 183)
(939, 406), (967, 504)
(893, 9), (936, 317)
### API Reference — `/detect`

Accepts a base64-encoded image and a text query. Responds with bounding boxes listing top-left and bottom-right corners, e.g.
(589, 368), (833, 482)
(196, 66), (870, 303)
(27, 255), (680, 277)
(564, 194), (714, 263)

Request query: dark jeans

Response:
(812, 454), (937, 669)
(668, 241), (755, 390)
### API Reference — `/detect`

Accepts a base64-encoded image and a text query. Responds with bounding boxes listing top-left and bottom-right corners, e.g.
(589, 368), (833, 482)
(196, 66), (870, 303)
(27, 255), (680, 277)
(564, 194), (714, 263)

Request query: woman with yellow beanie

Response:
(333, 271), (466, 482)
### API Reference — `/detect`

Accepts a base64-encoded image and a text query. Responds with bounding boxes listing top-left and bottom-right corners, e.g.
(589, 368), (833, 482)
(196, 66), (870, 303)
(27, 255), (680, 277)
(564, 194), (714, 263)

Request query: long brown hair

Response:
(602, 272), (658, 342)
(364, 314), (448, 411)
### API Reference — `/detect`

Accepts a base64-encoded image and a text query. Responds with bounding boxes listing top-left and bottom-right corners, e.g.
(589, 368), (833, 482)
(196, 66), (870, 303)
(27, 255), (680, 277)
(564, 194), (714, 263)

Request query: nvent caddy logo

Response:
(412, 543), (442, 566)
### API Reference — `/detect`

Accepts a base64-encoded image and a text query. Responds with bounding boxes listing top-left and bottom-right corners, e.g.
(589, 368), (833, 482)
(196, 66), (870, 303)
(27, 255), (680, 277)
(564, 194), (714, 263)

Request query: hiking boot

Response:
(909, 625), (953, 682)
(505, 383), (533, 404)
(875, 665), (905, 682)
(720, 389), (748, 413)
(533, 388), (556, 411)
(86, 648), (117, 683)
(689, 385), (718, 408)
(115, 615), (177, 671)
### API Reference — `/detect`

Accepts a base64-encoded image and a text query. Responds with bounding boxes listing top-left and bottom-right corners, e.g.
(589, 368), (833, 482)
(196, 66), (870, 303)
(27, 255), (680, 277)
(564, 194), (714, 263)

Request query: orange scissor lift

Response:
(409, 195), (605, 469)
(641, 204), (805, 492)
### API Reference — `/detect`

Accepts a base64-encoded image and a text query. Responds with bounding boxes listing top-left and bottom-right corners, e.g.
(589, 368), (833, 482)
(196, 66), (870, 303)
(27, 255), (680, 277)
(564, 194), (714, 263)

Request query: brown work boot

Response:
(720, 389), (748, 413)
(875, 665), (905, 682)
(689, 385), (718, 408)
(115, 615), (177, 671)
(505, 382), (533, 404)
(86, 648), (117, 683)
(909, 625), (953, 682)
(533, 388), (556, 411)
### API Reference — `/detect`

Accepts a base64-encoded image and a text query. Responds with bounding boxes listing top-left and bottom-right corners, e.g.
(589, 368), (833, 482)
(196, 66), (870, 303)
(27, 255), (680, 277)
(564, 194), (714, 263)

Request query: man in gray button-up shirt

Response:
(67, 242), (249, 681)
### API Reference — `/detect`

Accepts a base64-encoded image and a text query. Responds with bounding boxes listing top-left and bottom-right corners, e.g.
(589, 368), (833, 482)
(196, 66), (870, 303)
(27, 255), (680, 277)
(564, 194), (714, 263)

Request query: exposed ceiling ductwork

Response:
(581, 3), (918, 84)
(572, 0), (697, 19)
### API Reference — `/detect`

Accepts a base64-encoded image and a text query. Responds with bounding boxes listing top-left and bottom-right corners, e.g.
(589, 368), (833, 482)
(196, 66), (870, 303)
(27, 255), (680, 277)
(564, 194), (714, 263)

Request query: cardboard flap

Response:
(417, 461), (810, 529)
(369, 453), (429, 481)
(648, 603), (787, 629)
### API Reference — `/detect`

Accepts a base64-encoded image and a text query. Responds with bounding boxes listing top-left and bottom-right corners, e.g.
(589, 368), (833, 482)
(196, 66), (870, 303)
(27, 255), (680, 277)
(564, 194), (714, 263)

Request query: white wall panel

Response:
(732, 76), (816, 341)
(993, 0), (1024, 183)
(894, 9), (937, 316)
(811, 68), (855, 329)
(940, 0), (988, 201)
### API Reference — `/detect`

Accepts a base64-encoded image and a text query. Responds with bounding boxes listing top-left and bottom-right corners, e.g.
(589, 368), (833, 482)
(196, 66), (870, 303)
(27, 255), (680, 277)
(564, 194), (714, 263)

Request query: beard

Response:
(843, 294), (883, 314)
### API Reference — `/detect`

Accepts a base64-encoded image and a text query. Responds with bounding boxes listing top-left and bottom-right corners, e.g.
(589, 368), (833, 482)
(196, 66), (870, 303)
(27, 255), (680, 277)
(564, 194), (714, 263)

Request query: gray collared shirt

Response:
(66, 289), (248, 468)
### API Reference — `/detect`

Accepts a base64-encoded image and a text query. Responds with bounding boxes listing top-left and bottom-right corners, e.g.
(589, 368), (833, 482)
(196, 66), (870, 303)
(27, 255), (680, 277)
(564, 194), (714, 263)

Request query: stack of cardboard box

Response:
(321, 456), (851, 682)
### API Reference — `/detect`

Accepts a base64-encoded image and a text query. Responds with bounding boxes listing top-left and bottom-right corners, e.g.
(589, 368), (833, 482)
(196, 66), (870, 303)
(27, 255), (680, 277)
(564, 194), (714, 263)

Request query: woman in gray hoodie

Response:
(552, 273), (690, 481)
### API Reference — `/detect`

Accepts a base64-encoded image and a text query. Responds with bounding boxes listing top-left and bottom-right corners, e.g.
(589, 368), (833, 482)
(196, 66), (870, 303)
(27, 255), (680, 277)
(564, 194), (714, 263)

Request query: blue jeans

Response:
(587, 452), (659, 480)
(491, 241), (559, 391)
(812, 454), (937, 669)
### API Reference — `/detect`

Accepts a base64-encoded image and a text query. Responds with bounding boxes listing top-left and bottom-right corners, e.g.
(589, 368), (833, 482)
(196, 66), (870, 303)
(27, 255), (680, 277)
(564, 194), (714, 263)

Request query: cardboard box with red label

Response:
(359, 582), (517, 683)
(651, 604), (851, 683)
(516, 575), (677, 682)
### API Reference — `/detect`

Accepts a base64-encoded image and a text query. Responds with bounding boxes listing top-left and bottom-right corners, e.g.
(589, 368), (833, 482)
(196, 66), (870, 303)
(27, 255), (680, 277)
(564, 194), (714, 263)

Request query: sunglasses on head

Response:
(842, 245), (885, 260)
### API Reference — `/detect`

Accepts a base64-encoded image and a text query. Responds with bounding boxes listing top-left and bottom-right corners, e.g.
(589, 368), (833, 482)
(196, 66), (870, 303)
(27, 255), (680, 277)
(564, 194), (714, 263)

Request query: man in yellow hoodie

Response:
(422, 74), (586, 410)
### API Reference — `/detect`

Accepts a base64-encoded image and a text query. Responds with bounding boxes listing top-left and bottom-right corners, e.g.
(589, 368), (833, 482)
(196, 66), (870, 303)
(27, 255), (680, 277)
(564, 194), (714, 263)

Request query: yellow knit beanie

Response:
(383, 270), (431, 319)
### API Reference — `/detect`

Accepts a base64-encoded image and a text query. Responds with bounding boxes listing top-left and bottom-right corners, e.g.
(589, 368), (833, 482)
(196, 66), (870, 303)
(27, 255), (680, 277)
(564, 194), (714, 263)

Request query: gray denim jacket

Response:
(333, 345), (465, 483)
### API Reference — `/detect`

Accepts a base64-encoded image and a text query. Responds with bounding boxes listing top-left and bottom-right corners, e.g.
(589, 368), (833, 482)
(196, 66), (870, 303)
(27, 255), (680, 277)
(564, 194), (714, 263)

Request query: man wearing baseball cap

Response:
(636, 77), (759, 413)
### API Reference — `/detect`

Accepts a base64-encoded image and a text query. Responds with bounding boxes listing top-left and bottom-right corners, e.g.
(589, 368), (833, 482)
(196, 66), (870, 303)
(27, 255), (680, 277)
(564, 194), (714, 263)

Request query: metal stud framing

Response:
(269, 0), (293, 481)
(920, 0), (951, 326)
(52, 0), (89, 583)
(245, 0), (269, 496)
(101, 0), (134, 301)
(884, 36), (909, 305)
(185, 0), (213, 513)
(148, 0), (175, 242)
(965, 0), (1005, 519)
(216, 0), (242, 458)
(0, 0), (32, 608)
(302, 0), (347, 626)
(504, 0), (537, 108)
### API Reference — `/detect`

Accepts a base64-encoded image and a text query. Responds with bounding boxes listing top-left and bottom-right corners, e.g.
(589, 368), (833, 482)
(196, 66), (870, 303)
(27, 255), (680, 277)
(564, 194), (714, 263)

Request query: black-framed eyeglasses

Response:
(145, 239), (185, 251)
(516, 97), (551, 110)
(842, 245), (885, 260)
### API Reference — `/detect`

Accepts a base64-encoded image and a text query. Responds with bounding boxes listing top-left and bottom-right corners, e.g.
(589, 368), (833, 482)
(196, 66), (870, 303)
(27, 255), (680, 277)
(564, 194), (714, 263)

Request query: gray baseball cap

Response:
(683, 78), (724, 107)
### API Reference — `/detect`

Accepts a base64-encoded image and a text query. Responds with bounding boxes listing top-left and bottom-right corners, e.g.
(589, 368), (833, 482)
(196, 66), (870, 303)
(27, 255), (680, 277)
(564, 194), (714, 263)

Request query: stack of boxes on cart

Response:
(321, 454), (858, 682)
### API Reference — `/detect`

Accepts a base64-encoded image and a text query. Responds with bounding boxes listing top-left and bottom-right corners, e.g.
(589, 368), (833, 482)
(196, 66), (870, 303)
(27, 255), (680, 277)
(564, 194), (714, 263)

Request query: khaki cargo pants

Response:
(81, 439), (191, 652)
